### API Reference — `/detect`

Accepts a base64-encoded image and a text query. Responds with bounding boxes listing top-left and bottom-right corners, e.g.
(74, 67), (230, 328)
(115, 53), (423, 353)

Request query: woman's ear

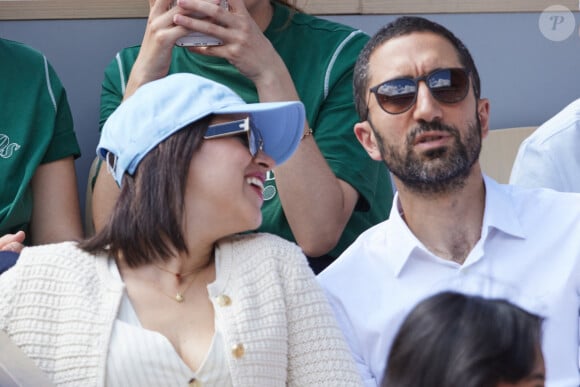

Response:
(354, 122), (382, 161)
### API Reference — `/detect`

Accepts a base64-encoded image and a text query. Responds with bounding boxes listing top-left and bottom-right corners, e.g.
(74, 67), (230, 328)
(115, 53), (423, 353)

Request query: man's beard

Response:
(372, 116), (482, 196)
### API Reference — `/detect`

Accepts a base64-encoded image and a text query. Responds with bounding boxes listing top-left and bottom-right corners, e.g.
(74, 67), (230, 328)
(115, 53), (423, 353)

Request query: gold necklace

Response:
(150, 257), (212, 302)
(153, 262), (202, 280)
(144, 271), (200, 303)
(142, 247), (215, 303)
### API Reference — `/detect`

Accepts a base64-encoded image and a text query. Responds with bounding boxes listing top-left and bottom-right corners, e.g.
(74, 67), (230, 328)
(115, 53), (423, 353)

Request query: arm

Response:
(30, 157), (83, 244)
(93, 0), (190, 232)
(174, 0), (359, 256)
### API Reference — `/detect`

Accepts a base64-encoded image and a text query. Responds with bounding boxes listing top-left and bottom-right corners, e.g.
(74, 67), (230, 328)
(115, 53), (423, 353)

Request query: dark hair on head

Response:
(353, 16), (482, 120)
(80, 116), (212, 267)
(382, 291), (543, 387)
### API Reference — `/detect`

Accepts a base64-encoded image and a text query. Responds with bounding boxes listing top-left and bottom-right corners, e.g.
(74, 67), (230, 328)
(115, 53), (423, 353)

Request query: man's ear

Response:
(477, 98), (490, 139)
(354, 121), (382, 161)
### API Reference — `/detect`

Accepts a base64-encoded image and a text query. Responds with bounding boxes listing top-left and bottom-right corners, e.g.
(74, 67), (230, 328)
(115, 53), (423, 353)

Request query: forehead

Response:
(368, 32), (462, 86)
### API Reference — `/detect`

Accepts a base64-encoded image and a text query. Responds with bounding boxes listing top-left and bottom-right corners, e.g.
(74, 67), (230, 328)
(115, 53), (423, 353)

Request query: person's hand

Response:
(124, 0), (194, 97)
(173, 0), (289, 89)
(0, 231), (25, 253)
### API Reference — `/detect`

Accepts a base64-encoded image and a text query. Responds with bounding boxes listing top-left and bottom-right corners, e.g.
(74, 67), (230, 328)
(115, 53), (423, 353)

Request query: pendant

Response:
(175, 293), (184, 302)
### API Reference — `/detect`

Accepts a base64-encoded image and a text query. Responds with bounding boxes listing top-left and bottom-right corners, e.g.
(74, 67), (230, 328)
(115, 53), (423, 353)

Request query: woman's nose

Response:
(253, 149), (275, 170)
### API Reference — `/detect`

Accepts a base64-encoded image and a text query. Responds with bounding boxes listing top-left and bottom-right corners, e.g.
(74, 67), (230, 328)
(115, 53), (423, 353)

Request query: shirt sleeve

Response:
(41, 60), (80, 164)
(99, 49), (140, 132)
(510, 138), (563, 190)
(100, 55), (124, 133)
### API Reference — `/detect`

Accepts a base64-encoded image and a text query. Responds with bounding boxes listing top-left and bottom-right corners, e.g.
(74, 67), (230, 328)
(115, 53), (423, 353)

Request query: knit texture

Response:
(0, 235), (362, 386)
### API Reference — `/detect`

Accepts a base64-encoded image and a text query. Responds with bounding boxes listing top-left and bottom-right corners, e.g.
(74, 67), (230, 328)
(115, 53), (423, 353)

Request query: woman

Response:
(0, 73), (362, 386)
(383, 292), (545, 387)
(92, 0), (394, 273)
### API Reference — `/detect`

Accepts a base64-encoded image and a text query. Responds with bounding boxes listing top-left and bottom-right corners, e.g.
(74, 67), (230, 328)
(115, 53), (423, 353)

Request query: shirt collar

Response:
(385, 175), (526, 277)
(481, 174), (526, 240)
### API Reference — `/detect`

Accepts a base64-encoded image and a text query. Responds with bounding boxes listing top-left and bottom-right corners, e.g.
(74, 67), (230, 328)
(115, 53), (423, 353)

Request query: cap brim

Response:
(215, 101), (305, 165)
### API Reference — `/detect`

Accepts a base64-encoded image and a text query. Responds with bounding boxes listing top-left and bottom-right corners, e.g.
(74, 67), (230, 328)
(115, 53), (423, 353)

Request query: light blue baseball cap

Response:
(98, 73), (305, 186)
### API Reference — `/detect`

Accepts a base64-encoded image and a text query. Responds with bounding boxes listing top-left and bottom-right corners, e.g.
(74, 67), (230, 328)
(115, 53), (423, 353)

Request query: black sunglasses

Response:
(204, 117), (264, 157)
(369, 68), (471, 115)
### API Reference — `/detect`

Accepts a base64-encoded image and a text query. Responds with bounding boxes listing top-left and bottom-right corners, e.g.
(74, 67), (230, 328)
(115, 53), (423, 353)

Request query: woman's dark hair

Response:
(382, 291), (543, 387)
(353, 16), (482, 120)
(80, 116), (212, 268)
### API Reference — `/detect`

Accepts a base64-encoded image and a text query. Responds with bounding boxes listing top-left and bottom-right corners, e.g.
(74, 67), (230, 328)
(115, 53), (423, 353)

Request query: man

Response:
(510, 98), (580, 192)
(318, 16), (580, 386)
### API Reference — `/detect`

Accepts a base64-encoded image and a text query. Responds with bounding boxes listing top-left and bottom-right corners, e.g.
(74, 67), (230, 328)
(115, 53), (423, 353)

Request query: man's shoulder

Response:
(499, 183), (580, 225)
(525, 98), (580, 147)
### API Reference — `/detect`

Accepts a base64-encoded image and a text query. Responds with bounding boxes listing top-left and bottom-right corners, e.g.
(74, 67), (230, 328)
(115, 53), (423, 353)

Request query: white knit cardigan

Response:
(0, 233), (362, 386)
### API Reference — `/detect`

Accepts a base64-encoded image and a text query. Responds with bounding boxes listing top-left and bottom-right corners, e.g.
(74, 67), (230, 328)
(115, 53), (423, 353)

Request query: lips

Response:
(413, 131), (452, 146)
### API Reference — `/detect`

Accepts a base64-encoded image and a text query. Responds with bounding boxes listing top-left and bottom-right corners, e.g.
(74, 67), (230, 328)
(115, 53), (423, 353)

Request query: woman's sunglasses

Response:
(369, 68), (471, 115)
(204, 117), (264, 157)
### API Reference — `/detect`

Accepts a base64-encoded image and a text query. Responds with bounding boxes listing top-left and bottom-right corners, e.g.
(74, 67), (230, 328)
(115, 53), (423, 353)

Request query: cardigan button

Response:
(231, 343), (245, 358)
(188, 378), (201, 387)
(216, 294), (232, 307)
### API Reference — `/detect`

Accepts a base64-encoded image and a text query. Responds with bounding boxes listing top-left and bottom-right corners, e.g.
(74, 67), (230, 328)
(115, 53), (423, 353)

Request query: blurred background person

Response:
(383, 291), (545, 387)
(0, 38), (82, 257)
(92, 0), (393, 273)
(510, 98), (580, 193)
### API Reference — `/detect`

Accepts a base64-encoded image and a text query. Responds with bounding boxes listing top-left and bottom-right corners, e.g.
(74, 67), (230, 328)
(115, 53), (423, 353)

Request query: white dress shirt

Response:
(510, 98), (580, 192)
(318, 176), (580, 387)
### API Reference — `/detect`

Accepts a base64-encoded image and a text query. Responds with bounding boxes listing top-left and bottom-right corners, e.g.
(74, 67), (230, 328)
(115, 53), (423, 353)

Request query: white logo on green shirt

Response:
(263, 170), (277, 201)
(0, 134), (21, 159)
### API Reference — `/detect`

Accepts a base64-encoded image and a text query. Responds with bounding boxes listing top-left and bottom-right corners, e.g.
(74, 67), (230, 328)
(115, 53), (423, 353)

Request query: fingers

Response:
(173, 0), (234, 27)
(150, 0), (176, 16)
(172, 0), (250, 51)
(0, 231), (26, 253)
(2, 242), (24, 253)
(221, 0), (249, 15)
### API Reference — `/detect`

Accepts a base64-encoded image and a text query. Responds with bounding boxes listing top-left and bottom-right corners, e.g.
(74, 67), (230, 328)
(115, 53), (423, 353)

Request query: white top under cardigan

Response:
(0, 233), (362, 387)
(106, 257), (231, 386)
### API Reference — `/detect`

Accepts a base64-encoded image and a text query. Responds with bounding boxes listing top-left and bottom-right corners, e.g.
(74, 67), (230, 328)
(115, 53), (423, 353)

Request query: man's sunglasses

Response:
(369, 68), (471, 115)
(204, 117), (264, 157)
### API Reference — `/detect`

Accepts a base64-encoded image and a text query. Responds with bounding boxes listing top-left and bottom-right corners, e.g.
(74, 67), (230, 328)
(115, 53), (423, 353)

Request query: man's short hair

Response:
(354, 16), (482, 120)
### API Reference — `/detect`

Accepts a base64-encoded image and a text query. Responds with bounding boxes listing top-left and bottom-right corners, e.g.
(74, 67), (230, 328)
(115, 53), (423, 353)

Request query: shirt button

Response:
(231, 343), (245, 358)
(188, 378), (201, 387)
(216, 294), (232, 307)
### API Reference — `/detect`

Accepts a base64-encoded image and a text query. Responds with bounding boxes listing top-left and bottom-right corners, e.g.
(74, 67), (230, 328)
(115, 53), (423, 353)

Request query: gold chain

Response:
(153, 262), (203, 280)
(139, 249), (214, 303)
(146, 272), (199, 303)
